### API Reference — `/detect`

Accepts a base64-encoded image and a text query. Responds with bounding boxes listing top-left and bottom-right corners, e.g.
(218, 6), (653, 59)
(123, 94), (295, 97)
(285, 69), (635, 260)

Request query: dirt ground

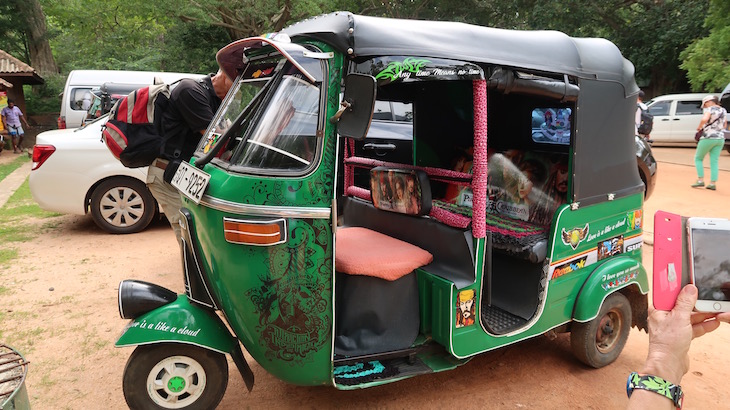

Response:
(1, 147), (730, 409)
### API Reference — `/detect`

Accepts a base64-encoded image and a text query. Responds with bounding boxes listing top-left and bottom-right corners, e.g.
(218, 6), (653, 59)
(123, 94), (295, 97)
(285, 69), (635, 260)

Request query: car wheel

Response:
(90, 177), (156, 234)
(570, 292), (631, 368)
(122, 343), (228, 410)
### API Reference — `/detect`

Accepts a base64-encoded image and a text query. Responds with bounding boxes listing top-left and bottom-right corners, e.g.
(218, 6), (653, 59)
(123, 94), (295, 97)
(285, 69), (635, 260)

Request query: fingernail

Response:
(684, 284), (698, 295)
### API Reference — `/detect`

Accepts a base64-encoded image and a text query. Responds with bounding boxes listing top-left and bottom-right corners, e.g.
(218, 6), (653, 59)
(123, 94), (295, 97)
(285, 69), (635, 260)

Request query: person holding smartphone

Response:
(627, 284), (730, 409)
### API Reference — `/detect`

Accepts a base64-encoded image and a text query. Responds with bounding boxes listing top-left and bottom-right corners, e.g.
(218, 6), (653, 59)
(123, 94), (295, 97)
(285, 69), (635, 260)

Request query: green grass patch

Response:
(0, 178), (62, 267)
(0, 248), (18, 265)
(0, 179), (62, 243)
(0, 155), (28, 180)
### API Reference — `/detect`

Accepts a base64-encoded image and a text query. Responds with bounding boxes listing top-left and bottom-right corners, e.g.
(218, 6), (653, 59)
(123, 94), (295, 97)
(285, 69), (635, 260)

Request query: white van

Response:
(58, 70), (204, 129)
(646, 93), (719, 145)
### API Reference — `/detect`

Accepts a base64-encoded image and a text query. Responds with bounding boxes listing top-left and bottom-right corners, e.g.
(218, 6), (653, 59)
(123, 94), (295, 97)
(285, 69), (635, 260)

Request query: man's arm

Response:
(628, 285), (730, 409)
(20, 109), (30, 128)
(19, 111), (30, 128)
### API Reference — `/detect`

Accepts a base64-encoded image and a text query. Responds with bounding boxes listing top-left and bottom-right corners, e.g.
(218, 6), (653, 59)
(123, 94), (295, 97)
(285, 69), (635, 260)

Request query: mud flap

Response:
(230, 342), (255, 392)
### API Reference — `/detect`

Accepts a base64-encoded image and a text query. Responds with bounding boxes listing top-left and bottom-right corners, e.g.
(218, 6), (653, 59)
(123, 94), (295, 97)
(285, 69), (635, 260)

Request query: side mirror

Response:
(332, 73), (376, 140)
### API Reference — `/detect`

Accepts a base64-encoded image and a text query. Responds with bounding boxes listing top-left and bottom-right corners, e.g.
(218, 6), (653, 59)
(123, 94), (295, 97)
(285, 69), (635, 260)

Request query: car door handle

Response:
(363, 143), (396, 151)
(672, 118), (681, 121)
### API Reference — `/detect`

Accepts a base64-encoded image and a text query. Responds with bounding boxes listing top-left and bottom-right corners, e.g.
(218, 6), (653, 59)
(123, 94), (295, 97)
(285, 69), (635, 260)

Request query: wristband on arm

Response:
(626, 372), (683, 409)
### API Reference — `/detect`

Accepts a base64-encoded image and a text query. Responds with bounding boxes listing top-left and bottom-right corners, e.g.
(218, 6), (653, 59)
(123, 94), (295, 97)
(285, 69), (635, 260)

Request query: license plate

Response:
(171, 162), (210, 204)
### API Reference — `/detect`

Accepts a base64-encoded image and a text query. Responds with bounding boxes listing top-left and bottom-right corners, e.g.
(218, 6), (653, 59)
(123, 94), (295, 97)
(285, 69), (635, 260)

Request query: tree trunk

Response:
(18, 0), (58, 75)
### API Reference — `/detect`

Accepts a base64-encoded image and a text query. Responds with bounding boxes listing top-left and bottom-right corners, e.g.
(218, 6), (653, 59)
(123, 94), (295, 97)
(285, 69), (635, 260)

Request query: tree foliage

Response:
(1, 0), (728, 113)
(681, 0), (730, 92)
(178, 0), (340, 40)
(0, 0), (58, 74)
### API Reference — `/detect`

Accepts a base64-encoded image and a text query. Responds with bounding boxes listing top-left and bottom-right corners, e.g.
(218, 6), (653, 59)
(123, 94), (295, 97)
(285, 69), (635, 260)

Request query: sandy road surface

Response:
(1, 147), (729, 409)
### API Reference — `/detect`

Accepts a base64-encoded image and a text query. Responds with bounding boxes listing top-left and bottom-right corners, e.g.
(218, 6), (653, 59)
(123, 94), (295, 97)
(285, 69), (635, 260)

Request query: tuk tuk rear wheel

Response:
(122, 343), (228, 410)
(570, 292), (631, 368)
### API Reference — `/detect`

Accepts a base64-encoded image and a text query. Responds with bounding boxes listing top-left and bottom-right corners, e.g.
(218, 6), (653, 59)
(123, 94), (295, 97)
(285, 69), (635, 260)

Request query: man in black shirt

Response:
(146, 69), (233, 242)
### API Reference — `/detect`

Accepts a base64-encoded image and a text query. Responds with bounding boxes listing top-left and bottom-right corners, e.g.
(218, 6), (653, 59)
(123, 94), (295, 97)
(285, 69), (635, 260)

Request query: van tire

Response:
(570, 292), (631, 368)
(90, 177), (156, 234)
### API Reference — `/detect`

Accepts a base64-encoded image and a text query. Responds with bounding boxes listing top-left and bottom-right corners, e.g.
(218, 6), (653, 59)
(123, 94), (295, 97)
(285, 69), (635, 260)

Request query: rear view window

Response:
(531, 108), (571, 145)
(676, 100), (702, 115)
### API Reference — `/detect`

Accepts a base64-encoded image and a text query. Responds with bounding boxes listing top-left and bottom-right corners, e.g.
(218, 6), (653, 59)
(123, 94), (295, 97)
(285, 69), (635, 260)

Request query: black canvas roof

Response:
(283, 12), (635, 90)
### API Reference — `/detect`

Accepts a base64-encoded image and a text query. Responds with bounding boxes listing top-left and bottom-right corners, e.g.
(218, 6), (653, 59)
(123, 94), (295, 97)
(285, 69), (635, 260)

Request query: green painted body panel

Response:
(450, 194), (648, 358)
(548, 195), (644, 263)
(183, 44), (344, 386)
(161, 36), (649, 387)
(115, 295), (235, 353)
(417, 271), (455, 346)
(573, 257), (649, 321)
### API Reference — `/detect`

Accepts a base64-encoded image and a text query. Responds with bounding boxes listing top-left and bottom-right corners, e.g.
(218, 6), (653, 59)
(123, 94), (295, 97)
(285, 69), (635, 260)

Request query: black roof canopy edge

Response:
(283, 11), (637, 94)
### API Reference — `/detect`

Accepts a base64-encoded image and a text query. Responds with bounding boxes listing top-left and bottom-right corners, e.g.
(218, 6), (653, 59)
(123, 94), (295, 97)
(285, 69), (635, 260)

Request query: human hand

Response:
(642, 284), (728, 384)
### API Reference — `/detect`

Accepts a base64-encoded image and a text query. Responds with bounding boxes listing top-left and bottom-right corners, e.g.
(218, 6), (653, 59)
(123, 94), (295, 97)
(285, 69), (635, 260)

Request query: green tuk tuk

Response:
(116, 12), (648, 409)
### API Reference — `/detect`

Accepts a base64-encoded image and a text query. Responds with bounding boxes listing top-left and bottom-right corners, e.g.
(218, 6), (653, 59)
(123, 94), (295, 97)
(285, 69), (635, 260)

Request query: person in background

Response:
(635, 90), (652, 143)
(1, 99), (31, 154)
(691, 95), (727, 191)
(81, 91), (92, 111)
(146, 70), (233, 242)
(627, 284), (730, 409)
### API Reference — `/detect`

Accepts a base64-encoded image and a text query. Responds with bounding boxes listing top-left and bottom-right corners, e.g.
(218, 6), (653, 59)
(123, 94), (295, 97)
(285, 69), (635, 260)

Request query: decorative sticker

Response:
(627, 210), (643, 230)
(456, 289), (476, 328)
(128, 319), (201, 337)
(601, 268), (639, 291)
(202, 133), (220, 154)
(597, 235), (624, 260)
(561, 224), (589, 250)
(624, 233), (643, 253)
(585, 216), (628, 243)
(361, 57), (483, 84)
(552, 255), (589, 279)
(375, 57), (431, 81)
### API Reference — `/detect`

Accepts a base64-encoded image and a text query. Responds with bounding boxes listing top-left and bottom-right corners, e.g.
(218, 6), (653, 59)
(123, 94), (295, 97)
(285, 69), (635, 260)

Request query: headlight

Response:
(118, 280), (177, 319)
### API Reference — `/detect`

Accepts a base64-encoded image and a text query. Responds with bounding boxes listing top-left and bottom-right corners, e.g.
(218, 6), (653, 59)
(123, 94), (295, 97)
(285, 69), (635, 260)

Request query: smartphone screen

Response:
(690, 227), (730, 302)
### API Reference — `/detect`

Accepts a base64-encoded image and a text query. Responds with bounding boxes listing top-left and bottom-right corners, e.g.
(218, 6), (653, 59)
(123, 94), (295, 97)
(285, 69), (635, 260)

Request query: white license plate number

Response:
(171, 162), (210, 204)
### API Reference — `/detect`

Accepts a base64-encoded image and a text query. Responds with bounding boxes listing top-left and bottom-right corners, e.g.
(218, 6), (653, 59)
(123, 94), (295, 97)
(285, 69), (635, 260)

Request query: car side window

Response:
(392, 102), (412, 122)
(647, 100), (670, 116)
(676, 100), (702, 115)
(372, 101), (393, 120)
(70, 87), (92, 111)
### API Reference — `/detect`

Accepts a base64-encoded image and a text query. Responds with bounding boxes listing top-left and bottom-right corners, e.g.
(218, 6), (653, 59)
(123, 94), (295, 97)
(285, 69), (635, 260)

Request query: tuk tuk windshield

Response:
(197, 59), (322, 173)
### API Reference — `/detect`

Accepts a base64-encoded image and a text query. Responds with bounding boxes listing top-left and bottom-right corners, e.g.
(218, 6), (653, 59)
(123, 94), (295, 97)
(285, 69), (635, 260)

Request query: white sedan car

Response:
(30, 116), (157, 234)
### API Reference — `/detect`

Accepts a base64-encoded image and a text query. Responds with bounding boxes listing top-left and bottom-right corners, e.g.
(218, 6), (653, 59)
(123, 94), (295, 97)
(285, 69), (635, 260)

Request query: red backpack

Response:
(102, 83), (172, 168)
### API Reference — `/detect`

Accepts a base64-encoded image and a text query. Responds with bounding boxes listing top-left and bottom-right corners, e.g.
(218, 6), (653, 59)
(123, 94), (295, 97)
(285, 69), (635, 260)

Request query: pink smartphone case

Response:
(653, 210), (683, 310)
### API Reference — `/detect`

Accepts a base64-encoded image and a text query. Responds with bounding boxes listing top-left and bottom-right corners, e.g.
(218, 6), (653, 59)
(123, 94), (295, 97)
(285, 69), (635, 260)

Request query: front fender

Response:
(573, 256), (649, 322)
(116, 294), (235, 354)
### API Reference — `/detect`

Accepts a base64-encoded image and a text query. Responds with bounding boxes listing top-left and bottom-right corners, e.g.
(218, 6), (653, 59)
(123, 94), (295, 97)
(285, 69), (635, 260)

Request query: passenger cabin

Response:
(284, 13), (643, 356)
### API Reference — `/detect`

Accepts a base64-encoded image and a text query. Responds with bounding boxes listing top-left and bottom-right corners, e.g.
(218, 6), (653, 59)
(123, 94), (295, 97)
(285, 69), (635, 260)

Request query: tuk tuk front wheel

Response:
(122, 343), (228, 410)
(570, 292), (631, 368)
